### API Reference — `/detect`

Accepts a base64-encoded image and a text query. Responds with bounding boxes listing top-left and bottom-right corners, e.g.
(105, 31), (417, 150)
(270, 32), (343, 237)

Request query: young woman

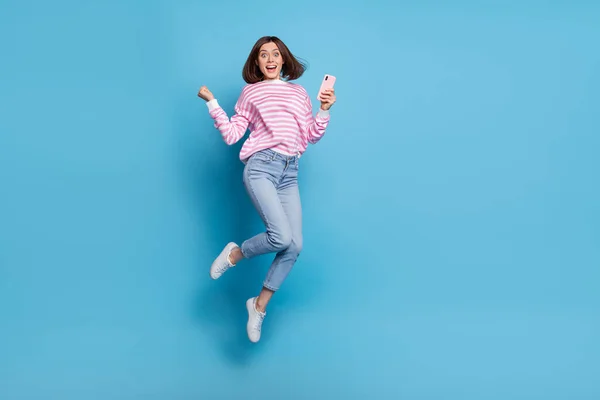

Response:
(197, 36), (336, 343)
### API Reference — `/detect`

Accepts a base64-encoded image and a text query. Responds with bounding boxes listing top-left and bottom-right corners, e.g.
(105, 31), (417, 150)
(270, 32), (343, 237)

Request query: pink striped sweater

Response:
(206, 79), (330, 162)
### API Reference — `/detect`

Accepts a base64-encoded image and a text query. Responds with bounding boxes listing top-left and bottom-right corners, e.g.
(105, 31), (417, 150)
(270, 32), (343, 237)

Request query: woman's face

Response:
(256, 42), (284, 80)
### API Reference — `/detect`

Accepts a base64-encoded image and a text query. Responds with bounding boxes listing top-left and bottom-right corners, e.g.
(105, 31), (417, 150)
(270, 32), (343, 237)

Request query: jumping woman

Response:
(197, 36), (336, 343)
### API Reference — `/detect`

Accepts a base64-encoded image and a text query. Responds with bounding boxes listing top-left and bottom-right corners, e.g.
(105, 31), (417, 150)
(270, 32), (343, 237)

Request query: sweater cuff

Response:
(206, 99), (219, 111)
(317, 108), (330, 118)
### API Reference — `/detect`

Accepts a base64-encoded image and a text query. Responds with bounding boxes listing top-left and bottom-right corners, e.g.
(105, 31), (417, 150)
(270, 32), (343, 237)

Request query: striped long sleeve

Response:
(208, 89), (252, 145)
(301, 90), (330, 145)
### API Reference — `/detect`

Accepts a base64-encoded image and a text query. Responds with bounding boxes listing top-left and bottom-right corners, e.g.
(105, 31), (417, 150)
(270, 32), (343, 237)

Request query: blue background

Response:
(1, 0), (599, 398)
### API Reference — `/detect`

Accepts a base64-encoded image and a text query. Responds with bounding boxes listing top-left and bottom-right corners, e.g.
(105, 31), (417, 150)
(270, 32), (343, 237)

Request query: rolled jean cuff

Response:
(262, 281), (279, 292)
(240, 240), (253, 259)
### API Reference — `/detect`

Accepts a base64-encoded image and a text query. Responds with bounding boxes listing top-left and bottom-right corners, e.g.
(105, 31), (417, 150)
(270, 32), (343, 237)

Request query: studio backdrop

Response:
(1, 0), (598, 399)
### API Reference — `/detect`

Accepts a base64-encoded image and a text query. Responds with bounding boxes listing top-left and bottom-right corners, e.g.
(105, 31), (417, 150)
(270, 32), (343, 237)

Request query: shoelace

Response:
(253, 312), (265, 332)
(217, 258), (233, 274)
(217, 263), (229, 273)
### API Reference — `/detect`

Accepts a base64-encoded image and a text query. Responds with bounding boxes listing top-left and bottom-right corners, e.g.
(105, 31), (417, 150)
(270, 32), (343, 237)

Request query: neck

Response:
(262, 78), (284, 84)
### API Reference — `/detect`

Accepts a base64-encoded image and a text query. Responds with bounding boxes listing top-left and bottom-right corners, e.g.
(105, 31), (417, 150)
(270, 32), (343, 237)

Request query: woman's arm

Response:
(302, 89), (334, 145)
(198, 85), (251, 145)
(207, 98), (250, 145)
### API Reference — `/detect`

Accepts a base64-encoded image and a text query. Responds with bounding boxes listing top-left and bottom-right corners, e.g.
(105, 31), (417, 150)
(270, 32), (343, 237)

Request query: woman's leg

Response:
(246, 166), (302, 343)
(256, 178), (302, 310)
(228, 247), (244, 265)
(209, 155), (291, 279)
(239, 155), (297, 260)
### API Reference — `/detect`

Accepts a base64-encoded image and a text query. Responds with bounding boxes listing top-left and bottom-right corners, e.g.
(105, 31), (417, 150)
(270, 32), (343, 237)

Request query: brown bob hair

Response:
(242, 36), (307, 84)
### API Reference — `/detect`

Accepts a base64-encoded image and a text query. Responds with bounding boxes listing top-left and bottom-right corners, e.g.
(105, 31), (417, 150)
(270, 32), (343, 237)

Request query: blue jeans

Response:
(240, 149), (302, 291)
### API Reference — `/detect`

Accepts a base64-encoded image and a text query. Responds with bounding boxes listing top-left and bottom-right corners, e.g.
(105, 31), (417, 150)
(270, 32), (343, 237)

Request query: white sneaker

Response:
(246, 297), (266, 343)
(210, 242), (238, 279)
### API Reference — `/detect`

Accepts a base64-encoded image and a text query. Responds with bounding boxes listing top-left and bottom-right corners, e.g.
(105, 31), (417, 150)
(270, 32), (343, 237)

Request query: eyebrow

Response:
(260, 49), (279, 53)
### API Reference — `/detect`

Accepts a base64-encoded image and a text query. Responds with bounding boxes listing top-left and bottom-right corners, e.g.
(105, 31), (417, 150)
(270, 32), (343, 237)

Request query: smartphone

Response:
(318, 74), (336, 100)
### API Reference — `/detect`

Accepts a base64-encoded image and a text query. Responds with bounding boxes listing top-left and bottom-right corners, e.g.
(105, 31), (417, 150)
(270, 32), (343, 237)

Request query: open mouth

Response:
(266, 65), (277, 73)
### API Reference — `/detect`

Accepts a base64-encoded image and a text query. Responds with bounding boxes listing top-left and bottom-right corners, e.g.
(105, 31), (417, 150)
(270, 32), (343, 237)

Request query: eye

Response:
(274, 52), (280, 57)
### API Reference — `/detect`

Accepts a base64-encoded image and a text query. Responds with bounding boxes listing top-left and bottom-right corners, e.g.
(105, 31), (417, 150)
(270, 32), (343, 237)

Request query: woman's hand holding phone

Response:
(318, 74), (336, 111)
(318, 88), (336, 111)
